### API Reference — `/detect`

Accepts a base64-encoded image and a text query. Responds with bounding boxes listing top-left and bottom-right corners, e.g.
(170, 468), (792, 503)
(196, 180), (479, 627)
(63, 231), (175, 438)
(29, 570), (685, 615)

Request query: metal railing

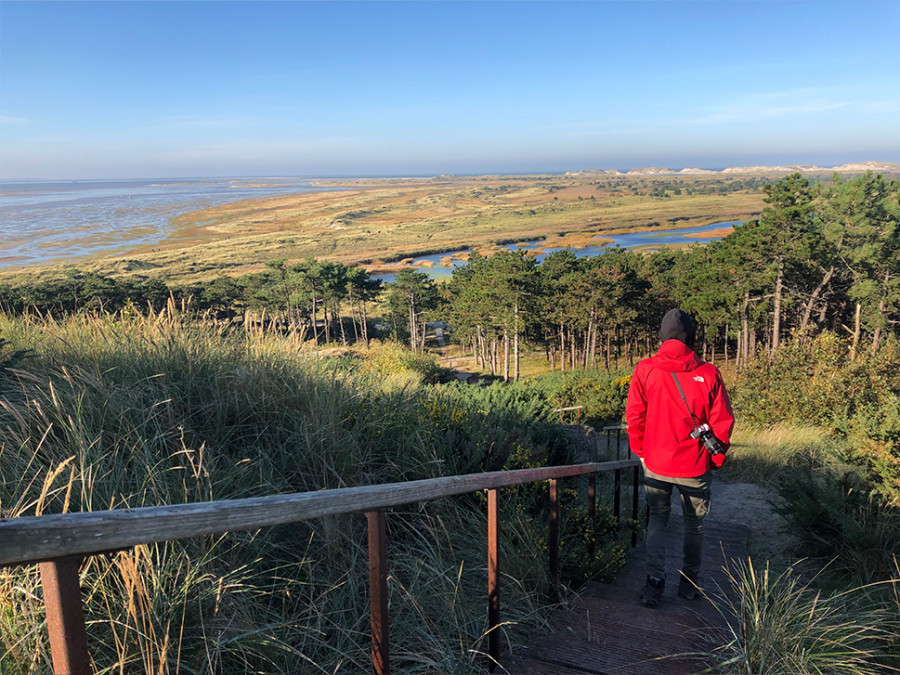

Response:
(1, 442), (639, 674)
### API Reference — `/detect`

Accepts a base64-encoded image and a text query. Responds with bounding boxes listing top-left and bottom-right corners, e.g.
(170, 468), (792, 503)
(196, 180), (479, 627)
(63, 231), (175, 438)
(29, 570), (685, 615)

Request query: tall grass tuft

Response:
(721, 423), (836, 484)
(708, 559), (900, 675)
(0, 308), (584, 673)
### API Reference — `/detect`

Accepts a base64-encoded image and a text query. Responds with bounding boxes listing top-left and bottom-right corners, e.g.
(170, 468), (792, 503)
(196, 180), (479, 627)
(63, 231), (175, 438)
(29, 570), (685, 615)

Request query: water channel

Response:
(375, 220), (742, 283)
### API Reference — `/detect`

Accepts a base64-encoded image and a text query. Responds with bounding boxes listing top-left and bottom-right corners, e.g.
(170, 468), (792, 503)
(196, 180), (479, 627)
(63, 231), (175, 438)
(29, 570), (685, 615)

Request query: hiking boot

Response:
(677, 571), (702, 600)
(640, 575), (665, 608)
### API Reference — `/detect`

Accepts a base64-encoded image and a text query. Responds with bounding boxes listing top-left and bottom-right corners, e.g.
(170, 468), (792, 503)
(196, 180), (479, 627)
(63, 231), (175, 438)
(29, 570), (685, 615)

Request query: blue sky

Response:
(1, 1), (898, 179)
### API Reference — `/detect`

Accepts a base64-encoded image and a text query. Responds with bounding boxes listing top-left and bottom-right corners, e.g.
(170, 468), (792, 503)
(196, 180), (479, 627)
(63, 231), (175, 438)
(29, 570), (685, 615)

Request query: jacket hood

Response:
(659, 308), (696, 347)
(651, 339), (702, 372)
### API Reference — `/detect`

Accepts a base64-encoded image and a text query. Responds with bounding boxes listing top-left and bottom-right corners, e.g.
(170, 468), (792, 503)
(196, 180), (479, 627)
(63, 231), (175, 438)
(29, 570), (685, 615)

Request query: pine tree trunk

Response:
(872, 295), (886, 355)
(503, 331), (510, 382)
(514, 300), (520, 381)
(585, 319), (594, 368)
(361, 302), (369, 346)
(477, 333), (484, 369)
(851, 302), (862, 361)
(354, 303), (362, 345)
(570, 328), (577, 370)
(338, 304), (347, 345)
(772, 260), (784, 354)
(741, 291), (750, 364)
(724, 324), (729, 369)
(559, 325), (566, 373)
(490, 338), (497, 376)
(604, 332), (611, 373)
(615, 326), (621, 366)
(408, 300), (417, 351)
(311, 297), (319, 343)
(799, 266), (834, 340)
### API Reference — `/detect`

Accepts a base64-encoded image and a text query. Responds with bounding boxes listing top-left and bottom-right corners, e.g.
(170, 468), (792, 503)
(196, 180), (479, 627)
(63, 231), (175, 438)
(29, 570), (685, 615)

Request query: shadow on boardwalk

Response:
(504, 479), (750, 674)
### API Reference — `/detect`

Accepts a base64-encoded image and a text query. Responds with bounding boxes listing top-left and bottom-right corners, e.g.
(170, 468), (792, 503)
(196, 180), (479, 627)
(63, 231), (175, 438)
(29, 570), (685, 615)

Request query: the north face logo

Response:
(693, 375), (705, 383)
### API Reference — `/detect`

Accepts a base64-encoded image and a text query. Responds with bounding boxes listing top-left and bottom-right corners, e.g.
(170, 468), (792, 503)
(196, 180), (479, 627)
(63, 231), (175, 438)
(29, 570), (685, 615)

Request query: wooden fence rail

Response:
(0, 456), (640, 674)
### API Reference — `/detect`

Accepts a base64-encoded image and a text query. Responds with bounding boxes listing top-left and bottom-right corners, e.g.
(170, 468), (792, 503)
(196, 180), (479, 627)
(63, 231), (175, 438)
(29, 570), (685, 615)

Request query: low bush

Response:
(734, 334), (900, 505)
(734, 333), (900, 436)
(773, 470), (900, 586)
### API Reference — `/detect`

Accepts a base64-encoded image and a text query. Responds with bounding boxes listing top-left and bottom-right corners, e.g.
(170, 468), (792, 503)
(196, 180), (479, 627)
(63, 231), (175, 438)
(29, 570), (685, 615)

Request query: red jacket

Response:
(626, 340), (735, 478)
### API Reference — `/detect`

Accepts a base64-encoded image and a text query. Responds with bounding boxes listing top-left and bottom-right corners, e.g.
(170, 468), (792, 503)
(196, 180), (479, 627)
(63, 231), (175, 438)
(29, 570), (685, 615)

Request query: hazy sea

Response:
(0, 178), (330, 270)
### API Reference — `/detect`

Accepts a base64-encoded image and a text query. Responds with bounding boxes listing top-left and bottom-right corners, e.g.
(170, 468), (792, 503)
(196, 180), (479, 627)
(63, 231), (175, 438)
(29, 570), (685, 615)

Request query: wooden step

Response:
(502, 516), (748, 674)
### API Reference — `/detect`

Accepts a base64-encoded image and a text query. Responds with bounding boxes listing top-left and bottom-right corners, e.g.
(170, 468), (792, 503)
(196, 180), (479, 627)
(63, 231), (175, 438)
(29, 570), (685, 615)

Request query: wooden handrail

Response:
(0, 460), (637, 566)
(1, 456), (640, 674)
(551, 405), (584, 424)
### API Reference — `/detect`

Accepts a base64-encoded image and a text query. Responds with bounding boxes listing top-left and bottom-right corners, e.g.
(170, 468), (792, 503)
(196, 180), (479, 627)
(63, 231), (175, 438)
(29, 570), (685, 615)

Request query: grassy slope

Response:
(0, 312), (594, 673)
(5, 174), (767, 284)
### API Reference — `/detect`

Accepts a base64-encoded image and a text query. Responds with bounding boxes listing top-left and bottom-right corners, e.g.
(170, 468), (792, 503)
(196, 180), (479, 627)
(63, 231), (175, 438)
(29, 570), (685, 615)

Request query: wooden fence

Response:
(1, 452), (639, 674)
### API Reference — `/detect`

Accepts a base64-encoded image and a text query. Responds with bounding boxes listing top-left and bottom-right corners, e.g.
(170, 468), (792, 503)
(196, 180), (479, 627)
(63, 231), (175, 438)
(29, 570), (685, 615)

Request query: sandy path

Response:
(710, 478), (794, 570)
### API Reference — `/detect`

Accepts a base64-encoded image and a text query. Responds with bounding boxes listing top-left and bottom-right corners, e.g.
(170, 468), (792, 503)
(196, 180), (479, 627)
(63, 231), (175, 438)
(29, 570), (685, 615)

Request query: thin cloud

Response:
(691, 97), (851, 125)
(155, 137), (360, 163)
(146, 114), (266, 131)
(0, 115), (28, 125)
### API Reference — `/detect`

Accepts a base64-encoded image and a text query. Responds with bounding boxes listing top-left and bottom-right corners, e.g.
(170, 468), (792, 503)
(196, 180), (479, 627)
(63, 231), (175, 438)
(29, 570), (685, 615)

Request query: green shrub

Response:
(734, 333), (900, 432)
(353, 339), (453, 385)
(734, 334), (900, 505)
(773, 471), (900, 585)
(544, 370), (631, 427)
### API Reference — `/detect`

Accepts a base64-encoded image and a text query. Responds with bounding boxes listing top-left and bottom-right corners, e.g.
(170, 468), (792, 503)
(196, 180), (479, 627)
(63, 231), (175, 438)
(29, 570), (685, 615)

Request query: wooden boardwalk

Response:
(503, 490), (749, 674)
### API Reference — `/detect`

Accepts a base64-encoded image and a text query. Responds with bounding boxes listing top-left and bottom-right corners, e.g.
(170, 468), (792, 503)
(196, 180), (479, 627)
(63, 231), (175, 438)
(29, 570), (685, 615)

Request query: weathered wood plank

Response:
(512, 632), (710, 675)
(0, 460), (639, 566)
(506, 491), (749, 675)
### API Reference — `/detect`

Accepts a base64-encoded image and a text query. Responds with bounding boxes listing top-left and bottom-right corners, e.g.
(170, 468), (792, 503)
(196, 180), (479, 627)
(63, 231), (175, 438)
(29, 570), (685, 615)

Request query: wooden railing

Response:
(0, 454), (640, 674)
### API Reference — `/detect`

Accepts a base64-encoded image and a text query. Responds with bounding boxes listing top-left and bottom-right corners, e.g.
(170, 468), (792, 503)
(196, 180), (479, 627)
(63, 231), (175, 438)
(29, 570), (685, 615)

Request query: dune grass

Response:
(705, 558), (900, 675)
(720, 422), (837, 484)
(1, 308), (608, 673)
(700, 423), (900, 673)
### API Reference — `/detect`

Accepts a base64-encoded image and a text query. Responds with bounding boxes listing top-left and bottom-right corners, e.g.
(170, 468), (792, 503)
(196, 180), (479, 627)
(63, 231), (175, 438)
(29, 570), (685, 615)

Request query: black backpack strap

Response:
(670, 372), (702, 429)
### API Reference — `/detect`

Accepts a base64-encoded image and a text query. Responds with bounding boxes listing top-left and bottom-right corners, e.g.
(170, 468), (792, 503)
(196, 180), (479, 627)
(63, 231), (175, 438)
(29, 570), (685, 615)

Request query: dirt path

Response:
(710, 478), (794, 570)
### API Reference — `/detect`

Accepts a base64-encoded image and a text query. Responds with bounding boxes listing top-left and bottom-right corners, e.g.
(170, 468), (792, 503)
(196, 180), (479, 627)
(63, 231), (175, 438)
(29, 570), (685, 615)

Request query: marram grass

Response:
(0, 309), (575, 673)
(704, 559), (900, 675)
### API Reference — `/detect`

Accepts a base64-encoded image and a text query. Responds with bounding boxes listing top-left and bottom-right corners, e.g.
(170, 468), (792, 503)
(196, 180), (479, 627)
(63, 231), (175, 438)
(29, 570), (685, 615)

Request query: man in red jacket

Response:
(626, 308), (734, 607)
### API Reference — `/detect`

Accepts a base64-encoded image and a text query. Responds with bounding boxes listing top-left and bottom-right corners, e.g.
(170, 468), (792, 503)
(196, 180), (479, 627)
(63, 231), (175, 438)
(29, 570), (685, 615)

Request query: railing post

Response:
(588, 472), (596, 558)
(367, 511), (390, 675)
(588, 472), (596, 521)
(39, 556), (91, 675)
(613, 468), (622, 527)
(632, 464), (640, 548)
(548, 478), (559, 602)
(487, 488), (500, 672)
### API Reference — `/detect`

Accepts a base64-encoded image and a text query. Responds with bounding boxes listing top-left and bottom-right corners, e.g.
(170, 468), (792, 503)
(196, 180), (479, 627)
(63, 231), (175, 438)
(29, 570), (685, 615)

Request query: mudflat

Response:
(7, 174), (767, 283)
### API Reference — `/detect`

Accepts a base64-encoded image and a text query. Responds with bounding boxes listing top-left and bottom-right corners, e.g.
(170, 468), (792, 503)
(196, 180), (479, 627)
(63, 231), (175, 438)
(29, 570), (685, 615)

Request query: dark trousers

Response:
(643, 467), (712, 580)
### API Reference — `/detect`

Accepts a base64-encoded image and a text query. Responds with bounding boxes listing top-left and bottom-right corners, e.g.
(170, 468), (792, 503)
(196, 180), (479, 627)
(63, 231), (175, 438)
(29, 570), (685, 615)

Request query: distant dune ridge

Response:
(569, 160), (900, 176)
